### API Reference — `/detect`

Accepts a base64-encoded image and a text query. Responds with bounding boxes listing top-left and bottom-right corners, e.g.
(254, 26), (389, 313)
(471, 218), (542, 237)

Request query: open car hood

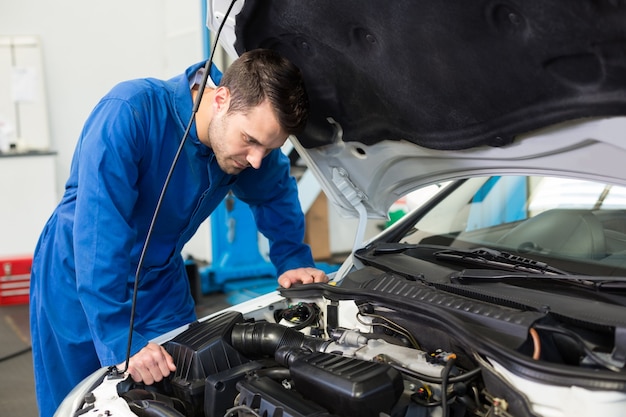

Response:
(207, 0), (626, 219)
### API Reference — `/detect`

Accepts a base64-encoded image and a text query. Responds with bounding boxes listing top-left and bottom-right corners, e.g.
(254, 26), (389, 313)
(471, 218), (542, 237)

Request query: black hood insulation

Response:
(233, 0), (626, 150)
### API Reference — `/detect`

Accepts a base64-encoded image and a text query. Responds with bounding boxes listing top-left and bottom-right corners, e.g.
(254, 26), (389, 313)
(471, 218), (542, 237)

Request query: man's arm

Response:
(232, 149), (329, 286)
(73, 94), (152, 365)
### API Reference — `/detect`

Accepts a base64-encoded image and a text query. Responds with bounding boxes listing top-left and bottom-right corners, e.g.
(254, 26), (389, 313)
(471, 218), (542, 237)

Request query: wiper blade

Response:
(450, 268), (626, 290)
(435, 247), (567, 275)
(372, 242), (418, 254)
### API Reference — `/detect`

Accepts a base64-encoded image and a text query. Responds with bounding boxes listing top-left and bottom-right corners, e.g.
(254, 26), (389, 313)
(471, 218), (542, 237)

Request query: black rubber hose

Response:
(440, 357), (457, 417)
(127, 400), (185, 417)
(121, 389), (184, 411)
(230, 322), (329, 358)
(251, 367), (291, 380)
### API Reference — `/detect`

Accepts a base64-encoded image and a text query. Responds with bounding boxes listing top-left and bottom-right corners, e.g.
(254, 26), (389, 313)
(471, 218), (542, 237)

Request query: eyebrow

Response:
(244, 132), (279, 151)
(245, 133), (262, 145)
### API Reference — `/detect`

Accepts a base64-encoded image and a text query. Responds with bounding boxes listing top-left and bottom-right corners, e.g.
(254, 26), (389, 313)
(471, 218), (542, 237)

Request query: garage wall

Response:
(0, 0), (204, 193)
(0, 0), (206, 256)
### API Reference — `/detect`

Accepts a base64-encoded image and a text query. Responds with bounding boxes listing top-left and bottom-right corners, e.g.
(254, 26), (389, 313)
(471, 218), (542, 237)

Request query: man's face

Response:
(207, 96), (288, 175)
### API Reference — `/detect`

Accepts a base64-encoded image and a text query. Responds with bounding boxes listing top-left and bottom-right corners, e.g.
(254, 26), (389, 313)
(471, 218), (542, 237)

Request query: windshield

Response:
(398, 175), (626, 275)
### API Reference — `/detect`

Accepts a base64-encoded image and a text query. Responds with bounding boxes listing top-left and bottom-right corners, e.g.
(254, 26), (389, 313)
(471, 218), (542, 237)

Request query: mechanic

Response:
(29, 48), (328, 417)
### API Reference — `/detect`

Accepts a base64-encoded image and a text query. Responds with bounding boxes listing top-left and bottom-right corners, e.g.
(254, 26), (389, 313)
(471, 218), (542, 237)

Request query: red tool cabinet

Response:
(0, 256), (32, 305)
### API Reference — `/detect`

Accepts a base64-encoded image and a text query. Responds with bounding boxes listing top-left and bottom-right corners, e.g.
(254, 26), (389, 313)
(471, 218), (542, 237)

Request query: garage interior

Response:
(0, 2), (393, 416)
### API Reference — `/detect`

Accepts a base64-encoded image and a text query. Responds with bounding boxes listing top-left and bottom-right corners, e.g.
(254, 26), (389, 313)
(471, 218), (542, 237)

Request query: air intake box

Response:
(164, 311), (250, 416)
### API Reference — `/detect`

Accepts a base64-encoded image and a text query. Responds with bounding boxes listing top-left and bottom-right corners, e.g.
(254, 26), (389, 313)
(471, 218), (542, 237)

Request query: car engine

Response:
(67, 260), (626, 417)
(79, 294), (519, 417)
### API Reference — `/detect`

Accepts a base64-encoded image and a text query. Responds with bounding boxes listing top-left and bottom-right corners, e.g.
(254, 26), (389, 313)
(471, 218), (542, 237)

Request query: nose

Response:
(246, 147), (266, 169)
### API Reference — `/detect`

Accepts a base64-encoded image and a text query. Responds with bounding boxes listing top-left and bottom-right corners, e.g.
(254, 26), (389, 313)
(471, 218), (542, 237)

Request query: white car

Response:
(56, 1), (626, 417)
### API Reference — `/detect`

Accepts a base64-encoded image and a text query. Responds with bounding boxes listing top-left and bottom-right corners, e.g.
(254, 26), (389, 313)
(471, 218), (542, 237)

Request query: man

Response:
(29, 49), (328, 417)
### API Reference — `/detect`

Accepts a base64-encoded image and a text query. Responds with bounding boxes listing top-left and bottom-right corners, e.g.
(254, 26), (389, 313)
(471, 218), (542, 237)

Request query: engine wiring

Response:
(353, 305), (485, 413)
(440, 355), (457, 417)
(533, 323), (622, 372)
(401, 353), (478, 416)
(353, 302), (485, 414)
(274, 302), (323, 331)
(529, 327), (541, 360)
(390, 361), (482, 385)
(479, 391), (516, 417)
(356, 309), (422, 350)
(224, 404), (262, 417)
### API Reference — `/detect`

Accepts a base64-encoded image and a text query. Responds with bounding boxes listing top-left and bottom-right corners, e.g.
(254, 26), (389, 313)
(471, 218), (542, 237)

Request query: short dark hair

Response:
(219, 49), (309, 135)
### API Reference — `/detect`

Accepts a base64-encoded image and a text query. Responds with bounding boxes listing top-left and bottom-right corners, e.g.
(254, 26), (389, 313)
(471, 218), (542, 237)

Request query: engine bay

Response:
(104, 307), (495, 417)
(72, 264), (626, 417)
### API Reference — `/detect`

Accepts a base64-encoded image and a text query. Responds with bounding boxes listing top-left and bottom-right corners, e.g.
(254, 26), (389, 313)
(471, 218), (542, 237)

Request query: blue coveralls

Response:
(29, 61), (315, 417)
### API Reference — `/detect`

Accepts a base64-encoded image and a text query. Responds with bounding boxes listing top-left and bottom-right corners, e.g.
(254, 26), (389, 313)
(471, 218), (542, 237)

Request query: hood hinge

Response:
(332, 167), (368, 252)
(611, 326), (626, 368)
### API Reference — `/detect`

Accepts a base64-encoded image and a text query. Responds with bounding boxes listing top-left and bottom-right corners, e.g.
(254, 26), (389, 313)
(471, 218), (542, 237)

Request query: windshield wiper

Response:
(435, 247), (567, 275)
(436, 248), (626, 289)
(450, 268), (626, 290)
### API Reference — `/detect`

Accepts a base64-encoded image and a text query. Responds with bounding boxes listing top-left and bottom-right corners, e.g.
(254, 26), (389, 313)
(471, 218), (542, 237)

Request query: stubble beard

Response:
(207, 119), (245, 175)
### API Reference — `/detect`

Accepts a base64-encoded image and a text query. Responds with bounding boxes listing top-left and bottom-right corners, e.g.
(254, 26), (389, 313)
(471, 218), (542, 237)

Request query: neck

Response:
(192, 87), (215, 145)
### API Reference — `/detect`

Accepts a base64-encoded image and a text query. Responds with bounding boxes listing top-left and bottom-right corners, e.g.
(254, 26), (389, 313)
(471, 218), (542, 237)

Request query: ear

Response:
(213, 86), (231, 113)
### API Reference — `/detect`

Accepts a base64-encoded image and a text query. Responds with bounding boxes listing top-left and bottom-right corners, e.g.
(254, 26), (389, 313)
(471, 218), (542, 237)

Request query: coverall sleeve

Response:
(232, 149), (315, 276)
(72, 96), (151, 365)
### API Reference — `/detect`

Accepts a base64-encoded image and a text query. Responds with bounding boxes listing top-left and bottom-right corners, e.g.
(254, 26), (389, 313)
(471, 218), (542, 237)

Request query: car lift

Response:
(198, 192), (279, 304)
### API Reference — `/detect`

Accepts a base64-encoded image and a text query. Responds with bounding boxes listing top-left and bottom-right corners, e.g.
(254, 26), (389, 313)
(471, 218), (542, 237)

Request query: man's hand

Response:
(278, 267), (329, 288)
(118, 342), (176, 385)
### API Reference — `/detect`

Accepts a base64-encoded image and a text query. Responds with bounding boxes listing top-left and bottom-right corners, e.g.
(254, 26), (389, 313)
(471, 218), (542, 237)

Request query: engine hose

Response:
(230, 322), (330, 358)
(251, 367), (291, 380)
(127, 400), (185, 417)
(121, 389), (186, 412)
